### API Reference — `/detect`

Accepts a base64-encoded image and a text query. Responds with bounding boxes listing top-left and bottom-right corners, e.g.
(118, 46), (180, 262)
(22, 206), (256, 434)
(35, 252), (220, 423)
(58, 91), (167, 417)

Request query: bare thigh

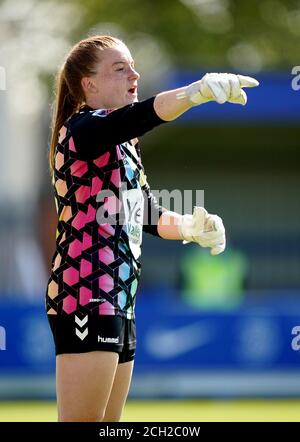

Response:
(102, 360), (134, 422)
(56, 351), (119, 422)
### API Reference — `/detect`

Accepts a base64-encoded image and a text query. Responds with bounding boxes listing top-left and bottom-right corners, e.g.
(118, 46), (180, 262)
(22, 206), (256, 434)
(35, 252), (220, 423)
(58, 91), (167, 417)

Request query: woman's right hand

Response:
(177, 73), (259, 106)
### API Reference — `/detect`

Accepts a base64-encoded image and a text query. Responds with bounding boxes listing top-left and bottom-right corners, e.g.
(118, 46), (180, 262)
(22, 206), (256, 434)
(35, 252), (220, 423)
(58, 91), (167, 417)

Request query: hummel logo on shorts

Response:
(98, 336), (119, 344)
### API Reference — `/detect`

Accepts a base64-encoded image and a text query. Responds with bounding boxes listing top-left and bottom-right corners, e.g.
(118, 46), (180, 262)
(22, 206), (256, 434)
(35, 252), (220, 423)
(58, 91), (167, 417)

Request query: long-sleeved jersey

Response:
(46, 97), (167, 319)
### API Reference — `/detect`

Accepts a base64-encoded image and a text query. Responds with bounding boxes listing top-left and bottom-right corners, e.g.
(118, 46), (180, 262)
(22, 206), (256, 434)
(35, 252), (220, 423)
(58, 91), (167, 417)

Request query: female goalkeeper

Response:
(46, 35), (258, 422)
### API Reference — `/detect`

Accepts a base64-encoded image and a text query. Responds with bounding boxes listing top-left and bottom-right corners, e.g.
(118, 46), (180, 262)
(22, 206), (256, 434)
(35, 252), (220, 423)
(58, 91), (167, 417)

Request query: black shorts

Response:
(47, 313), (136, 364)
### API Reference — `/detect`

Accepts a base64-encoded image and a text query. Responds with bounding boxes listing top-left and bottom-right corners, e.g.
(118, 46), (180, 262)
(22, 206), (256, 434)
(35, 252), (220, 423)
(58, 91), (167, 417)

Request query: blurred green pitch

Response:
(0, 400), (300, 422)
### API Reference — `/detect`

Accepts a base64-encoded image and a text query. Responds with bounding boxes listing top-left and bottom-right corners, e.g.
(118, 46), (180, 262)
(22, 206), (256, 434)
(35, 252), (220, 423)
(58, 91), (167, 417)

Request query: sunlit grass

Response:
(0, 399), (299, 422)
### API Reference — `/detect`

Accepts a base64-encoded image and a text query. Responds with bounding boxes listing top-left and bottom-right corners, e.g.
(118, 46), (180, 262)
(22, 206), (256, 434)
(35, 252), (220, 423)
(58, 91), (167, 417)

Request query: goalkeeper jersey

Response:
(46, 97), (167, 319)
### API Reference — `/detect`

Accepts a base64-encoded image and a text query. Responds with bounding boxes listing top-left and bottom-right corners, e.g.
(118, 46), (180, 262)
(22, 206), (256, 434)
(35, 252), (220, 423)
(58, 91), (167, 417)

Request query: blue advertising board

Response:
(165, 71), (300, 124)
(0, 292), (300, 398)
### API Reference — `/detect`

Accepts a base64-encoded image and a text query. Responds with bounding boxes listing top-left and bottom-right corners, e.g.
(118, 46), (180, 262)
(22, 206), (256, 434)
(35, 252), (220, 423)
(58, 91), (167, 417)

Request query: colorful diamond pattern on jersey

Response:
(46, 110), (145, 320)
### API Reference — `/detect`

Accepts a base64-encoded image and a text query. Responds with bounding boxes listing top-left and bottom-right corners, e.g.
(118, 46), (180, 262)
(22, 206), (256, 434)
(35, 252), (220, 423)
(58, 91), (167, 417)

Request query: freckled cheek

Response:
(113, 80), (127, 98)
(97, 73), (115, 92)
(98, 81), (116, 99)
(97, 75), (126, 104)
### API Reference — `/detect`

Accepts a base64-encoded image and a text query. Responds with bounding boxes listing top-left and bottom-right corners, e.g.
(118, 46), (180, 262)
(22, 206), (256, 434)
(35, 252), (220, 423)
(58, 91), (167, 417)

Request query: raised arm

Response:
(70, 97), (166, 160)
(70, 73), (258, 160)
(153, 73), (259, 121)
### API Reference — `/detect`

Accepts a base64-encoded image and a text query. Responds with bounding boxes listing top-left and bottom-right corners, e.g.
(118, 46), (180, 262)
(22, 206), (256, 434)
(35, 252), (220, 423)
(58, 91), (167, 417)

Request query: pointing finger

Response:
(237, 75), (259, 88)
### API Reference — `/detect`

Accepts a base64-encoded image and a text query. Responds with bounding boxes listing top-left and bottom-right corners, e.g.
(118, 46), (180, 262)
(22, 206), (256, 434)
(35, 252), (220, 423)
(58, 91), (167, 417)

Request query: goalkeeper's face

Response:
(81, 44), (140, 110)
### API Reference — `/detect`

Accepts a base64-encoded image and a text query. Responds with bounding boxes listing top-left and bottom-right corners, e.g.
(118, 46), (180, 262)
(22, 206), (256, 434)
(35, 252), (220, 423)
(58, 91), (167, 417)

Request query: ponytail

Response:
(49, 71), (79, 174)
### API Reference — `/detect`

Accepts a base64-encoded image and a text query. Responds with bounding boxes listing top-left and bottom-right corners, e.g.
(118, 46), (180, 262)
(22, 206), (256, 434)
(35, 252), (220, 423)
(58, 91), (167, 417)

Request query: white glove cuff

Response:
(176, 82), (207, 106)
